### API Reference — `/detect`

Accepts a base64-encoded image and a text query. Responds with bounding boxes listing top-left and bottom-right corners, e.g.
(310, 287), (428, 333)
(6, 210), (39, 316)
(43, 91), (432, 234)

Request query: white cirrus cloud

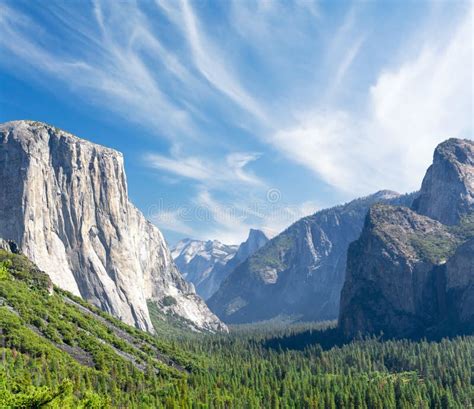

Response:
(0, 2), (197, 139)
(150, 209), (199, 238)
(162, 0), (268, 122)
(144, 150), (264, 188)
(270, 8), (473, 196)
(150, 186), (321, 244)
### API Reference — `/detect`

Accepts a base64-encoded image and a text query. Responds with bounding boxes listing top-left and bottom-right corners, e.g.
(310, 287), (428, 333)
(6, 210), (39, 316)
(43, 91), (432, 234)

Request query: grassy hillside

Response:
(0, 250), (194, 407)
(0, 249), (473, 408)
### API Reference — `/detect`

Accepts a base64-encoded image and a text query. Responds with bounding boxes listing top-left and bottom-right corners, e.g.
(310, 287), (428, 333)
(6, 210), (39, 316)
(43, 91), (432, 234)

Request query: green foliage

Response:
(161, 296), (177, 307)
(0, 250), (52, 290)
(409, 233), (458, 263)
(0, 250), (473, 408)
(168, 326), (474, 408)
(248, 234), (292, 271)
(451, 212), (474, 241)
(147, 301), (197, 338)
(0, 261), (10, 281)
(0, 252), (189, 407)
(409, 211), (474, 263)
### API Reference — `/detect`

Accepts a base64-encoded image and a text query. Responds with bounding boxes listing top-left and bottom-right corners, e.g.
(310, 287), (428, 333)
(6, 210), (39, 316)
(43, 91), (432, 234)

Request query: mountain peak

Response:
(237, 229), (269, 259)
(247, 228), (268, 242)
(208, 191), (416, 324)
(436, 138), (474, 163)
(0, 120), (225, 333)
(171, 231), (269, 301)
(412, 138), (473, 225)
(372, 190), (400, 199)
(0, 120), (122, 157)
(339, 138), (474, 339)
(171, 238), (238, 299)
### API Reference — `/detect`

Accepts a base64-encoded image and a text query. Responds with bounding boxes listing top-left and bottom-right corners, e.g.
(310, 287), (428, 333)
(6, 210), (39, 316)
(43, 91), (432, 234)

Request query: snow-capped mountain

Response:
(172, 229), (269, 300)
(172, 239), (238, 300)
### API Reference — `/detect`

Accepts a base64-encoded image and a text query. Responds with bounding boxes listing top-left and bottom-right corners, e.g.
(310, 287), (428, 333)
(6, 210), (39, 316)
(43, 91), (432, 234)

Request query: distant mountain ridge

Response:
(208, 190), (417, 324)
(172, 229), (269, 300)
(0, 120), (225, 333)
(172, 239), (238, 300)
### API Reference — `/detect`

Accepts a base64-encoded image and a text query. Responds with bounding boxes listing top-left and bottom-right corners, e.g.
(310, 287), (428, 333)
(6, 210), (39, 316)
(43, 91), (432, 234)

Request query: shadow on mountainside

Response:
(262, 324), (474, 352)
(263, 327), (347, 351)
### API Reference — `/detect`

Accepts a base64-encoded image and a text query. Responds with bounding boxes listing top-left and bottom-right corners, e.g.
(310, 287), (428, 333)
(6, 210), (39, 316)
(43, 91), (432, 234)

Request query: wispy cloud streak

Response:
(145, 150), (264, 188)
(0, 2), (193, 138)
(0, 0), (471, 242)
(270, 6), (473, 195)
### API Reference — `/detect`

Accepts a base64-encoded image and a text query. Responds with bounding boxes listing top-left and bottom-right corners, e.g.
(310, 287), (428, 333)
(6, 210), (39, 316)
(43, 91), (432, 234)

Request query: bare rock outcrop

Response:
(445, 237), (474, 331)
(208, 191), (416, 324)
(338, 205), (457, 338)
(339, 138), (474, 339)
(0, 120), (225, 333)
(412, 138), (474, 225)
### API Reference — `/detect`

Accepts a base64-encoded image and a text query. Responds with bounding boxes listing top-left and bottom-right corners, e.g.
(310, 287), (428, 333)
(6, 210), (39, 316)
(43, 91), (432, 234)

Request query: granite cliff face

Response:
(339, 205), (456, 338)
(444, 237), (474, 332)
(172, 229), (268, 300)
(412, 138), (474, 225)
(208, 191), (416, 324)
(339, 138), (474, 339)
(0, 120), (225, 333)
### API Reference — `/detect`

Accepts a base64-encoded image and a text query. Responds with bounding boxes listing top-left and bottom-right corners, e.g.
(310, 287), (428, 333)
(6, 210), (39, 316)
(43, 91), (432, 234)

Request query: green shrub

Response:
(162, 296), (177, 307)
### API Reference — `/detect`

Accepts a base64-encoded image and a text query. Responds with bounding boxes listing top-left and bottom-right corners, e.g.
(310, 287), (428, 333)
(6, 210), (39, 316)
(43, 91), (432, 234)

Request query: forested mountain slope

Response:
(0, 247), (195, 407)
(1, 245), (473, 407)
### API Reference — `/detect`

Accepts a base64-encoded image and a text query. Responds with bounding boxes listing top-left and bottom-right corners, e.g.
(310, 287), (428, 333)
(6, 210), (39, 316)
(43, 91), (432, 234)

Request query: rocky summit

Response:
(208, 190), (416, 324)
(214, 229), (270, 296)
(412, 138), (474, 225)
(339, 138), (474, 339)
(0, 120), (226, 333)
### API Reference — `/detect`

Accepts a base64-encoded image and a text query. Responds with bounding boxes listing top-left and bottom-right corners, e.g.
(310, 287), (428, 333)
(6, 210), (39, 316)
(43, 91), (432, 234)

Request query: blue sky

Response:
(0, 0), (472, 245)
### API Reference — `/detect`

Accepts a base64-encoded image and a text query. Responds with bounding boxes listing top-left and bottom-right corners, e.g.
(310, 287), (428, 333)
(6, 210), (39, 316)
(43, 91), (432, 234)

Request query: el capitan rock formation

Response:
(0, 120), (225, 333)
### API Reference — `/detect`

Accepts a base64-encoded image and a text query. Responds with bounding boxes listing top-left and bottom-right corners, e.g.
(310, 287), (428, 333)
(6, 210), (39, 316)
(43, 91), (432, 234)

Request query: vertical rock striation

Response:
(445, 237), (474, 332)
(208, 191), (416, 324)
(0, 120), (225, 332)
(412, 138), (474, 225)
(339, 138), (474, 339)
